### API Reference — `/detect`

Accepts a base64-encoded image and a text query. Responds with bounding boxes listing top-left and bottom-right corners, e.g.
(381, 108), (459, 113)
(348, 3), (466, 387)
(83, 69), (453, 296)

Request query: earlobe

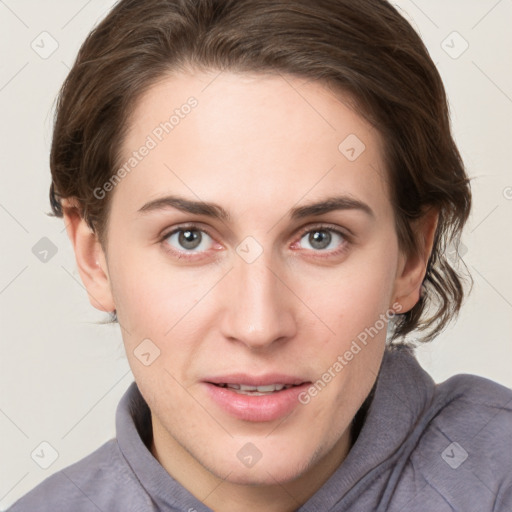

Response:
(392, 209), (439, 313)
(62, 199), (115, 313)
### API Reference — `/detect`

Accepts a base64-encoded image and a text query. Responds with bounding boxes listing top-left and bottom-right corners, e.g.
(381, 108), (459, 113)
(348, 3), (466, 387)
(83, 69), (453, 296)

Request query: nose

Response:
(218, 252), (297, 350)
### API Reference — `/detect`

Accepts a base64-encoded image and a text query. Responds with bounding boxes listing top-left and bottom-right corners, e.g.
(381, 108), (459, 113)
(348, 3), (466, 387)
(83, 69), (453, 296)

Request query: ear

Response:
(391, 209), (438, 314)
(62, 198), (115, 313)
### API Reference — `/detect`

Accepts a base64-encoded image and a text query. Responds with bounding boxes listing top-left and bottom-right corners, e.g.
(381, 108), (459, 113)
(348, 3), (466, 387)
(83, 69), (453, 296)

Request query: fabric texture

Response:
(8, 344), (512, 511)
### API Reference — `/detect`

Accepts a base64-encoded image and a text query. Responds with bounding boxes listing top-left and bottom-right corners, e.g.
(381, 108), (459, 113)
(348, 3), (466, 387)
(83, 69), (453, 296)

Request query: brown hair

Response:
(49, 0), (471, 343)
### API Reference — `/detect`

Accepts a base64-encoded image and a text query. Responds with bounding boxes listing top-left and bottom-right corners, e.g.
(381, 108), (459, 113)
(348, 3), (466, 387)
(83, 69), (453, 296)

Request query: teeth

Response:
(220, 383), (292, 393)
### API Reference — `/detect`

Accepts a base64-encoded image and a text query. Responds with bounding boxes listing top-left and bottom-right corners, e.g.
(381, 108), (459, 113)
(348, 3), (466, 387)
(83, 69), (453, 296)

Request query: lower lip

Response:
(203, 383), (310, 422)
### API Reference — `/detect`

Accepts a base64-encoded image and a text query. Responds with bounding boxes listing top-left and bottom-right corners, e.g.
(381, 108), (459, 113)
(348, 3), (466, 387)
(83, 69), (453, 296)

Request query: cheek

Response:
(292, 245), (398, 394)
(301, 246), (398, 333)
(108, 248), (221, 376)
(109, 244), (194, 323)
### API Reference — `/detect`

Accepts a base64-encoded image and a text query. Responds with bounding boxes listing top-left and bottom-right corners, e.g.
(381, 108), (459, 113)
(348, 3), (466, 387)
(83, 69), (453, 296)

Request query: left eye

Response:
(298, 229), (345, 251)
(165, 228), (214, 252)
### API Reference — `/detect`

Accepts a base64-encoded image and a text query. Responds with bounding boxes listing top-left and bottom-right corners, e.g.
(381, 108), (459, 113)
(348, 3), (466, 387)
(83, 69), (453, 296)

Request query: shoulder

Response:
(406, 372), (512, 511)
(7, 439), (153, 512)
(432, 372), (512, 440)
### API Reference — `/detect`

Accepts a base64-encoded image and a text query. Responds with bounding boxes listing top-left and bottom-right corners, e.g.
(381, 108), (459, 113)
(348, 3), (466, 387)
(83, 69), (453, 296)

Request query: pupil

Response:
(310, 230), (331, 250)
(179, 230), (201, 250)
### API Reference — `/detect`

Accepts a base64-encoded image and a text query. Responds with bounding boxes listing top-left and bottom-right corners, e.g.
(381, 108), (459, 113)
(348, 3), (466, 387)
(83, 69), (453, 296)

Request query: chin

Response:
(222, 459), (311, 487)
(200, 443), (319, 487)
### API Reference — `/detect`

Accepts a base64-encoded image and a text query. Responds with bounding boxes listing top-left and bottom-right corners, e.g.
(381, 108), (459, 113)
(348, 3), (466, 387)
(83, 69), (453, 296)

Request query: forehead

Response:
(111, 70), (390, 224)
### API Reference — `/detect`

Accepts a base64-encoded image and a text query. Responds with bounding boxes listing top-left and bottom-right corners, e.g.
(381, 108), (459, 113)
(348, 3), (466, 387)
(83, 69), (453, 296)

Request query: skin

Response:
(63, 70), (437, 512)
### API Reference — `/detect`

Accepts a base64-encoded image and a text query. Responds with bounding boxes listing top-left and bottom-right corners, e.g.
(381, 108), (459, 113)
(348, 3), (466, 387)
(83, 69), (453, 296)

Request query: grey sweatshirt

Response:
(7, 345), (512, 511)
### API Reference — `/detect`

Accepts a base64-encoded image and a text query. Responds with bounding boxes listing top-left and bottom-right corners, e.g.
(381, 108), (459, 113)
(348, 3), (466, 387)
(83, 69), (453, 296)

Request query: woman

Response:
(9, 0), (512, 510)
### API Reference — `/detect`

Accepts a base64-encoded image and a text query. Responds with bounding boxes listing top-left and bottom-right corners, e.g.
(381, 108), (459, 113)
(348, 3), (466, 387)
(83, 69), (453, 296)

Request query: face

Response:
(71, 70), (425, 496)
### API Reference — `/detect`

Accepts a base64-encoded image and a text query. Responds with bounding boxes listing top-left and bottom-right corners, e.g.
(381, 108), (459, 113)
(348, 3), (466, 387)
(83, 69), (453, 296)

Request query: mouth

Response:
(203, 375), (311, 422)
(210, 382), (303, 396)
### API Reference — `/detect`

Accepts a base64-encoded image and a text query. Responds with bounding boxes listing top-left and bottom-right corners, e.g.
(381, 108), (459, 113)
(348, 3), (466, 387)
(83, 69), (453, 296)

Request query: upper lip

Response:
(204, 373), (309, 386)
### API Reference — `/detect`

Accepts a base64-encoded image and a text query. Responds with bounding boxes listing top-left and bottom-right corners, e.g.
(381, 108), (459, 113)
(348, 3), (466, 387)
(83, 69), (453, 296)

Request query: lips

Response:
(203, 374), (311, 422)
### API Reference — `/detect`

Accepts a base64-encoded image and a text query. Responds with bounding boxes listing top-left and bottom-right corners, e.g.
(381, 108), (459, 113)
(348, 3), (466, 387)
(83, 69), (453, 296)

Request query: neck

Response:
(150, 417), (352, 512)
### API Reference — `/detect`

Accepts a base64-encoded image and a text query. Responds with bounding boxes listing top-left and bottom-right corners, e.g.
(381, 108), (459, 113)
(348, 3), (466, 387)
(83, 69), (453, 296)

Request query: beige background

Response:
(1, 0), (511, 508)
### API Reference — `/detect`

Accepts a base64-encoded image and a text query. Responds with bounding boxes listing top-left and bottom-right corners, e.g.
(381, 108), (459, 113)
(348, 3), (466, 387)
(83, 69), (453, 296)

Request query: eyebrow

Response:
(137, 194), (374, 221)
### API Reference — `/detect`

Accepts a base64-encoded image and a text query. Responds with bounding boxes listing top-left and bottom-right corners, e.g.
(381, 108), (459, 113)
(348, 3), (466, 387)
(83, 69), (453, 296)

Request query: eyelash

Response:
(159, 223), (351, 261)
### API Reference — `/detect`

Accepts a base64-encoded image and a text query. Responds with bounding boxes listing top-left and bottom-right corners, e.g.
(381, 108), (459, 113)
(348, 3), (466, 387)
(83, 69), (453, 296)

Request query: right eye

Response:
(161, 225), (217, 259)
